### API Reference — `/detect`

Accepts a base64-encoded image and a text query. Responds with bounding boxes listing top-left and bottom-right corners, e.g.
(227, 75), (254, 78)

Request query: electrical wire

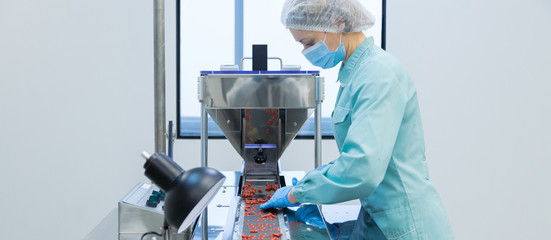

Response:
(140, 231), (163, 240)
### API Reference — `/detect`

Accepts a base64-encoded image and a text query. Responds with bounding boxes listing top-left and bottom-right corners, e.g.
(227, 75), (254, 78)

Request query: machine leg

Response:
(200, 106), (209, 240)
(315, 103), (322, 168)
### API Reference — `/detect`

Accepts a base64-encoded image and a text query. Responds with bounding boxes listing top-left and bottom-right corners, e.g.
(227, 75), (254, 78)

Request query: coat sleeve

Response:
(293, 61), (409, 204)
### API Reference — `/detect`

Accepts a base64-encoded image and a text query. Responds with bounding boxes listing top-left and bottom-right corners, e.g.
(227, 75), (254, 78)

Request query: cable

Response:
(140, 231), (163, 240)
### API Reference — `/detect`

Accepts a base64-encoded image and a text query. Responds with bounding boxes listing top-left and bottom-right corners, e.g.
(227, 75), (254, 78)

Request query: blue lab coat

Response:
(292, 37), (454, 239)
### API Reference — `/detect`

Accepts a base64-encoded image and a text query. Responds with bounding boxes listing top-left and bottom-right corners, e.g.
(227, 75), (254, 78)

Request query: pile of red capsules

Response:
(244, 109), (280, 143)
(242, 181), (278, 199)
(241, 181), (283, 240)
(265, 109), (279, 126)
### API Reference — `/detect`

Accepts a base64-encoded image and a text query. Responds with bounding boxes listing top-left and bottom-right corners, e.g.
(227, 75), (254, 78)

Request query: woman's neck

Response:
(343, 32), (367, 64)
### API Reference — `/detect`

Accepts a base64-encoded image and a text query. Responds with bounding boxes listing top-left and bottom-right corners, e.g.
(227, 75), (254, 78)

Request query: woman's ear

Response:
(331, 15), (346, 32)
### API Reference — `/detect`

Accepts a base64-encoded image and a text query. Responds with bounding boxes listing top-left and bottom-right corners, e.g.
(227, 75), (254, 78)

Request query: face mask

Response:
(302, 33), (345, 69)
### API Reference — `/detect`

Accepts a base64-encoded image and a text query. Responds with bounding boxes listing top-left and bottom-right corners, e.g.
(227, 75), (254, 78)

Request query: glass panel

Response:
(179, 0), (234, 137)
(178, 0), (383, 137)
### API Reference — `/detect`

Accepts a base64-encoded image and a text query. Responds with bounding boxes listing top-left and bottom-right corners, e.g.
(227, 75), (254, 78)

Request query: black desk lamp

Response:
(141, 151), (225, 233)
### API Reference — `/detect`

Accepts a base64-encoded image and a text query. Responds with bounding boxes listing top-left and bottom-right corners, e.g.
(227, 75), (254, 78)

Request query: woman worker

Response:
(260, 0), (454, 239)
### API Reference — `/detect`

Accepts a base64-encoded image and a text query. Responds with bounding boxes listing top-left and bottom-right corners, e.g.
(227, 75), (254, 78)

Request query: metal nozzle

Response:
(141, 151), (151, 160)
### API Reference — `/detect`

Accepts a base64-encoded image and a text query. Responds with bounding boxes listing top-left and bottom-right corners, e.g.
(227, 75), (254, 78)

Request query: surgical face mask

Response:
(302, 33), (345, 69)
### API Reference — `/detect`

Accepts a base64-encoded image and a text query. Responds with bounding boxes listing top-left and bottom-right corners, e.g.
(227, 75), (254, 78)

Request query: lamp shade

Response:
(142, 152), (226, 233)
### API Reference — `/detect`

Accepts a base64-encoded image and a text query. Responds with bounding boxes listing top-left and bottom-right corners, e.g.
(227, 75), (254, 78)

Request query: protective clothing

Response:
(294, 164), (330, 185)
(303, 33), (346, 69)
(260, 186), (300, 209)
(281, 0), (375, 33)
(292, 37), (455, 239)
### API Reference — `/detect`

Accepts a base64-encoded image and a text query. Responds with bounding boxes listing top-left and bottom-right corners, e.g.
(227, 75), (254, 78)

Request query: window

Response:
(178, 0), (385, 138)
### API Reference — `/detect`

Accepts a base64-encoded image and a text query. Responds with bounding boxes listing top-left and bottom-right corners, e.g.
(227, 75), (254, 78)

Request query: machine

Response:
(196, 56), (332, 240)
(118, 52), (333, 239)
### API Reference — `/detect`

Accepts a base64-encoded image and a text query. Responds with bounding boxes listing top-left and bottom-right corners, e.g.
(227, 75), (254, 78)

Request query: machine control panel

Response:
(146, 190), (166, 208)
(120, 182), (164, 213)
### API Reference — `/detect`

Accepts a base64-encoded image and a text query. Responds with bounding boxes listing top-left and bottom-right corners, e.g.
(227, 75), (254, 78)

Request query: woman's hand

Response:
(260, 186), (300, 209)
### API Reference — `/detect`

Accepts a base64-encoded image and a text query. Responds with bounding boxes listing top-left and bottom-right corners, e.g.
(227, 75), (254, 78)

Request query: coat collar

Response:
(338, 37), (374, 87)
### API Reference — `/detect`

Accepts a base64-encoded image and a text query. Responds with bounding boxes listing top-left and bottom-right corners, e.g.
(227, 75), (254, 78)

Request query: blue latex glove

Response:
(287, 205), (339, 238)
(292, 205), (326, 228)
(292, 177), (299, 186)
(328, 223), (339, 239)
(259, 186), (300, 209)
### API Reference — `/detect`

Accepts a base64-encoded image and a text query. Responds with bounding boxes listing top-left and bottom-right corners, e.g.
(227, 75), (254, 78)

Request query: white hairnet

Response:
(281, 0), (376, 33)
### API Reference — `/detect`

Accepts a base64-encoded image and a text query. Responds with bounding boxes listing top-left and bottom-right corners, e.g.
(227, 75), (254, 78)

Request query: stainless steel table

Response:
(84, 171), (361, 240)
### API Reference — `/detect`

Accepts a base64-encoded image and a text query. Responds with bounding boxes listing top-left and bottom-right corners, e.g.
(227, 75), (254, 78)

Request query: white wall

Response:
(386, 0), (551, 239)
(0, 0), (154, 239)
(0, 0), (549, 239)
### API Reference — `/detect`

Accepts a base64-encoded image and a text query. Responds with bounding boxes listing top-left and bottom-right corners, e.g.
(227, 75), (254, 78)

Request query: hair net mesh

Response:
(281, 0), (375, 33)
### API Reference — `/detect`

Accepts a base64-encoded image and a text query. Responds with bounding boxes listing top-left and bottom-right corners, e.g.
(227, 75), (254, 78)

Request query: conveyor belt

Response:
(220, 172), (333, 240)
(237, 180), (288, 240)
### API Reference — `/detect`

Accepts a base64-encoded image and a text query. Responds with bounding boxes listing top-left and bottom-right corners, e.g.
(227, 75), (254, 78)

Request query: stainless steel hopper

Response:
(198, 70), (324, 178)
(197, 70), (328, 240)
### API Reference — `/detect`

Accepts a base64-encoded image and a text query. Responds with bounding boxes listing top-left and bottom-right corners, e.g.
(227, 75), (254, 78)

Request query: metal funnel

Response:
(199, 72), (320, 161)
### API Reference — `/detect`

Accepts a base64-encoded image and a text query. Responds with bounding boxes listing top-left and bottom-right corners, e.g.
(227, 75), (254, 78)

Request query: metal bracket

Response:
(240, 57), (283, 71)
(316, 76), (325, 102)
(197, 76), (204, 101)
